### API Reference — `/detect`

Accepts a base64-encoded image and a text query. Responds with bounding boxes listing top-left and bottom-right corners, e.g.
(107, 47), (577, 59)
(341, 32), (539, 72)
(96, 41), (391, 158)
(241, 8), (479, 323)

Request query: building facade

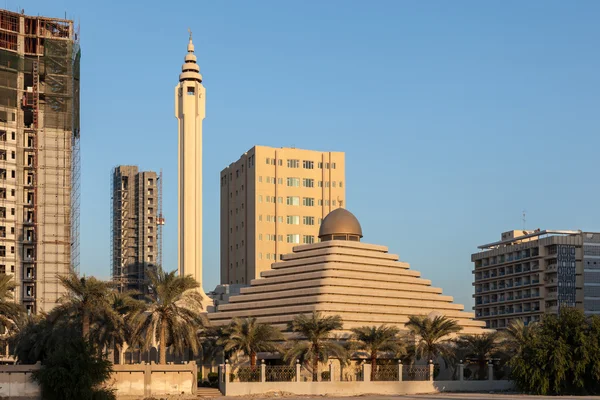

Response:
(0, 9), (80, 314)
(111, 166), (158, 294)
(220, 146), (345, 285)
(472, 229), (600, 329)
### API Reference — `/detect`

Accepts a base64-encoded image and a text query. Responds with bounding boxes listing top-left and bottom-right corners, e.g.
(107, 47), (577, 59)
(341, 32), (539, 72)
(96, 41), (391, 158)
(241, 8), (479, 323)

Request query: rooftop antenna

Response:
(188, 28), (192, 41)
(522, 209), (527, 230)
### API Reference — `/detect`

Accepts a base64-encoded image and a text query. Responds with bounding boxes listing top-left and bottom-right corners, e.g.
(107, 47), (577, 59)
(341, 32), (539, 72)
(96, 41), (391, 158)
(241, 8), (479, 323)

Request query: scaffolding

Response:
(0, 9), (80, 314)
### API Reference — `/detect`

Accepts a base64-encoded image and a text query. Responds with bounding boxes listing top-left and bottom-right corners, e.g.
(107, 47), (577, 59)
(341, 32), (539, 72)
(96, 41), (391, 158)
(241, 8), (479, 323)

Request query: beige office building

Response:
(0, 9), (80, 315)
(472, 229), (600, 330)
(220, 146), (345, 285)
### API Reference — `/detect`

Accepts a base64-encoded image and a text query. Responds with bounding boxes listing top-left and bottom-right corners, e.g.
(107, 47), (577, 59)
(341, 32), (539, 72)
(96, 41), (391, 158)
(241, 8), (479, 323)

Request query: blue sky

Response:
(11, 0), (600, 307)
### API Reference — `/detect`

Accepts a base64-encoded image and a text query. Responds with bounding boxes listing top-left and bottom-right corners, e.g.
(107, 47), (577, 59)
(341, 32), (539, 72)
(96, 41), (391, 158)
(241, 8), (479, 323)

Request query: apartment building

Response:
(0, 9), (80, 314)
(472, 229), (600, 329)
(111, 166), (160, 294)
(220, 146), (345, 285)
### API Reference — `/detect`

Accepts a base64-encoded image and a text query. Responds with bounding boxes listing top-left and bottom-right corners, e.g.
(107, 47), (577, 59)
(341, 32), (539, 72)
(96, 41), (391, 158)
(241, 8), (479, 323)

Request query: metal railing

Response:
(402, 365), (430, 381)
(372, 365), (398, 381)
(265, 365), (296, 382)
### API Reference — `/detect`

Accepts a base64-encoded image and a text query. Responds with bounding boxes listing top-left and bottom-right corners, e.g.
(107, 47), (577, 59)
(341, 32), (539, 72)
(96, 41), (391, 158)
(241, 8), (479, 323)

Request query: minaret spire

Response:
(175, 33), (210, 302)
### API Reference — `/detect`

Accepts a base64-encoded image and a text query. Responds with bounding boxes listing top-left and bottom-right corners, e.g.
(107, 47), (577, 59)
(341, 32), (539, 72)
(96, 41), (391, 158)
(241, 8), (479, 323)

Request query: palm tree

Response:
(349, 325), (405, 381)
(131, 266), (206, 364)
(405, 315), (462, 363)
(501, 319), (538, 356)
(457, 332), (500, 379)
(285, 312), (347, 381)
(0, 274), (23, 338)
(219, 317), (283, 367)
(89, 290), (145, 362)
(57, 272), (112, 338)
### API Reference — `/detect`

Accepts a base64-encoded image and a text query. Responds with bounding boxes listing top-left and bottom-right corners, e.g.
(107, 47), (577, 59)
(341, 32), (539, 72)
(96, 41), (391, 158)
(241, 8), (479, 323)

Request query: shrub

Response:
(321, 371), (330, 381)
(207, 371), (219, 383)
(32, 338), (115, 400)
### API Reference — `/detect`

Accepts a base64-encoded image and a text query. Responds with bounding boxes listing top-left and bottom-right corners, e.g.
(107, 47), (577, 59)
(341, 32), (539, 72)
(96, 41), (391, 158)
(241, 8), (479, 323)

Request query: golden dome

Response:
(318, 208), (363, 241)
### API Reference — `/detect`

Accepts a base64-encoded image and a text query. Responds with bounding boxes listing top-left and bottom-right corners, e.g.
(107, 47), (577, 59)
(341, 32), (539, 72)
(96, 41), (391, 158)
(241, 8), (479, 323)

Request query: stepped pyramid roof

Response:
(209, 209), (486, 336)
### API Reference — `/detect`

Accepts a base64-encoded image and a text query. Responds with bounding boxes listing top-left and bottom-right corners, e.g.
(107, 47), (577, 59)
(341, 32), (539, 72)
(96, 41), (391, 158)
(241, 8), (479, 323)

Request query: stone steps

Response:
(196, 387), (222, 397)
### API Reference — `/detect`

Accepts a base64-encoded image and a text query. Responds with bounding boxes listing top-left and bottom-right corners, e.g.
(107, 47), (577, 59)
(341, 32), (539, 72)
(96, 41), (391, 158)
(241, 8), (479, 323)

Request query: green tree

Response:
(284, 312), (347, 381)
(0, 273), (23, 336)
(349, 325), (405, 381)
(219, 317), (283, 367)
(510, 308), (600, 395)
(501, 318), (538, 356)
(57, 273), (113, 338)
(89, 290), (145, 361)
(405, 315), (462, 363)
(32, 337), (115, 400)
(132, 266), (206, 364)
(456, 332), (500, 379)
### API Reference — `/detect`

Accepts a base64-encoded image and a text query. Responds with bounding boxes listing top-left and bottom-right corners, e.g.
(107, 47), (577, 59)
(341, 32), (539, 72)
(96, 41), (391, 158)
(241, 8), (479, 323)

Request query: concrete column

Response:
(225, 360), (231, 383)
(260, 360), (266, 383)
(363, 363), (371, 382)
(296, 360), (301, 382)
(488, 360), (494, 381)
(329, 361), (335, 382)
(429, 360), (434, 382)
(458, 361), (464, 381)
(398, 360), (403, 382)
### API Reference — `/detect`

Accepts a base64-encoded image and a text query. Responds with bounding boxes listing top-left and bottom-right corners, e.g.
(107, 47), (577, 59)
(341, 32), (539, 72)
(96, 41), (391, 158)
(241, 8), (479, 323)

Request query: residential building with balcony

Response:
(472, 229), (600, 329)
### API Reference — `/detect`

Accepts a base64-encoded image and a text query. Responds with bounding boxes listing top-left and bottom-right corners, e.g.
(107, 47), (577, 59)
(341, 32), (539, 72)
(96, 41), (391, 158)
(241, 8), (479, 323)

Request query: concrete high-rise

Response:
(220, 146), (345, 285)
(111, 166), (159, 294)
(0, 9), (80, 314)
(175, 33), (207, 296)
(472, 229), (600, 329)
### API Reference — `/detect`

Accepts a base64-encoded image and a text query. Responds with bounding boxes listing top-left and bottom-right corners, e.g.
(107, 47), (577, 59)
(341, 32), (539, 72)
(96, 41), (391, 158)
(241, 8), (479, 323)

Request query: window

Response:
(259, 253), (262, 260)
(287, 177), (300, 187)
(258, 176), (262, 183)
(332, 200), (336, 206)
(266, 253), (270, 260)
(278, 159), (282, 166)
(278, 235), (283, 242)
(318, 181), (323, 188)
(0, 169), (5, 180)
(331, 163), (336, 169)
(147, 208), (154, 215)
(303, 197), (315, 206)
(10, 151), (14, 159)
(303, 178), (314, 188)
(10, 189), (14, 197)
(318, 162), (323, 169)
(332, 181), (336, 188)
(287, 234), (300, 244)
(303, 160), (314, 169)
(277, 216), (283, 223)
(266, 157), (270, 164)
(148, 226), (153, 233)
(187, 86), (195, 95)
(0, 207), (5, 218)
(287, 159), (300, 168)
(339, 181), (343, 188)
(318, 199), (323, 206)
(303, 216), (315, 225)
(148, 217), (153, 223)
(318, 218), (323, 225)
(277, 197), (283, 204)
(11, 132), (14, 140)
(258, 195), (263, 203)
(259, 214), (262, 221)
(0, 265), (4, 274)
(325, 200), (329, 206)
(287, 215), (300, 225)
(259, 234), (263, 240)
(286, 196), (300, 206)
(0, 246), (4, 256)
(325, 181), (329, 188)
(147, 236), (153, 243)
(0, 151), (5, 161)
(147, 246), (153, 252)
(325, 163), (329, 169)
(266, 177), (271, 183)
(0, 189), (5, 199)
(277, 178), (283, 185)
(147, 178), (154, 186)
(0, 131), (5, 141)
(0, 226), (5, 238)
(303, 235), (315, 244)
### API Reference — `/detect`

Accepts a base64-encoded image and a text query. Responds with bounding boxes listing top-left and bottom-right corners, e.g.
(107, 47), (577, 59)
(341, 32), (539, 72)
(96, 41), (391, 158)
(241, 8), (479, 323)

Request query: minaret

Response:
(175, 32), (208, 298)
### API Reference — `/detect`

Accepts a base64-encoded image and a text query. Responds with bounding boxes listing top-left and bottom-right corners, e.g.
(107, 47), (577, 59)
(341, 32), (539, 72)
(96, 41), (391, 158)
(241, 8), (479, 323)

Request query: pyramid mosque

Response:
(208, 208), (486, 336)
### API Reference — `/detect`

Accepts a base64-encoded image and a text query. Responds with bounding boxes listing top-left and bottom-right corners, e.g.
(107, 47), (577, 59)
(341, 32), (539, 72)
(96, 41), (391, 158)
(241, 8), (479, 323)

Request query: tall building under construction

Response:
(0, 9), (80, 314)
(111, 166), (164, 294)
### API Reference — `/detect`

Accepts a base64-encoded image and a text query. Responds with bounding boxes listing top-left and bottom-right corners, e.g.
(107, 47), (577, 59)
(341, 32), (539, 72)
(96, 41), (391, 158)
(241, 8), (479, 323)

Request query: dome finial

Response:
(187, 28), (194, 53)
(318, 208), (363, 242)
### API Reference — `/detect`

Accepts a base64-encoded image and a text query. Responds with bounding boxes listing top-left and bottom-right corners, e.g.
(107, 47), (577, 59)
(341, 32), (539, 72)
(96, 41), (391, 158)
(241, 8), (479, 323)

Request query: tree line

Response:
(2, 269), (600, 395)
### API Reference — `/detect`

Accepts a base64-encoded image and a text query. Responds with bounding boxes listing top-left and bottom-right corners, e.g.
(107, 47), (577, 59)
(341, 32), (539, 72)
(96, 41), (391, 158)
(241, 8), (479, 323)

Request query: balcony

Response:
(547, 305), (559, 313)
(545, 278), (558, 287)
(547, 292), (558, 300)
(546, 264), (557, 273)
